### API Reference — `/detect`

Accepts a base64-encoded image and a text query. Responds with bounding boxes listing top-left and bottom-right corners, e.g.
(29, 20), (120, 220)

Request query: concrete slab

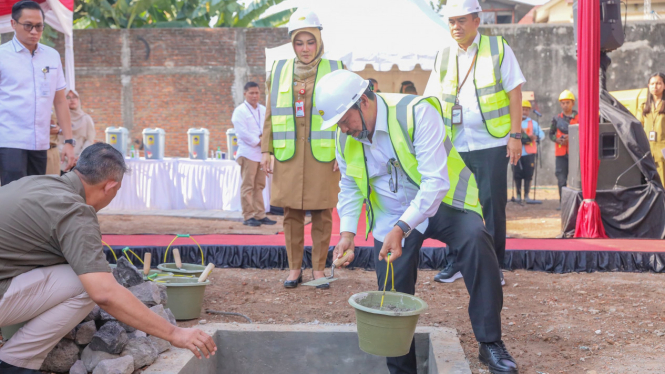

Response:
(143, 323), (470, 374)
(98, 209), (243, 222)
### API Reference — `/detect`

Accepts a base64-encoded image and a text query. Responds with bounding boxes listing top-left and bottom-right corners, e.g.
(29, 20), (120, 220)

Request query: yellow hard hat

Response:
(559, 90), (576, 102)
(522, 100), (532, 108)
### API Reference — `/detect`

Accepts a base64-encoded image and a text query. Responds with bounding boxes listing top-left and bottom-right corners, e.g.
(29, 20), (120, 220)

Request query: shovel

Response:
(302, 251), (353, 287)
(173, 248), (183, 269)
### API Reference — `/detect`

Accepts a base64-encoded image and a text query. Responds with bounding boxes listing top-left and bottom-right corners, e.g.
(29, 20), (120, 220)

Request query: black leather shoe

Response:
(434, 263), (462, 283)
(283, 273), (303, 288)
(258, 217), (277, 225)
(0, 360), (41, 374)
(243, 218), (261, 227)
(479, 341), (519, 374)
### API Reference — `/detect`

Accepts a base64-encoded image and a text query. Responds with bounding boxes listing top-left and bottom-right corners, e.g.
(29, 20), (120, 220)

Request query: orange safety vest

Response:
(554, 113), (578, 157)
(524, 120), (538, 155)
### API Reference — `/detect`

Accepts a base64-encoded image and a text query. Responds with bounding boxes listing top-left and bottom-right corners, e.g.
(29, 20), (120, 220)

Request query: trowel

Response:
(173, 248), (183, 269)
(302, 251), (353, 287)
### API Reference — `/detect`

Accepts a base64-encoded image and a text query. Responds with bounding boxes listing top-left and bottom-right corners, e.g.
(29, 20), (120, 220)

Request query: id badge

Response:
(649, 131), (657, 142)
(39, 80), (50, 97)
(451, 104), (463, 125)
(295, 100), (305, 118)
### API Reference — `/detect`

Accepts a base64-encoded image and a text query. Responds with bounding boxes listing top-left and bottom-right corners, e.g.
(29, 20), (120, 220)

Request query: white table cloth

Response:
(104, 158), (270, 212)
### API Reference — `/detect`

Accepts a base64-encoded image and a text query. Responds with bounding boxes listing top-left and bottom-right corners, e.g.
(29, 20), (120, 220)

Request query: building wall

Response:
(3, 22), (665, 185)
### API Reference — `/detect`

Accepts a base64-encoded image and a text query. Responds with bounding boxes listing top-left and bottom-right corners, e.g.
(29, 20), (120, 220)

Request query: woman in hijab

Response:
(261, 9), (343, 289)
(59, 89), (96, 170)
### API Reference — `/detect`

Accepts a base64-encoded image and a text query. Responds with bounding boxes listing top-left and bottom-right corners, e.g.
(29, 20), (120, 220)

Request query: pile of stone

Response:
(39, 257), (176, 374)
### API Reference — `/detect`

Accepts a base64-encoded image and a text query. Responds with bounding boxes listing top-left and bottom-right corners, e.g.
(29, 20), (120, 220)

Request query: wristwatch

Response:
(395, 220), (412, 238)
(64, 139), (76, 146)
(509, 132), (522, 139)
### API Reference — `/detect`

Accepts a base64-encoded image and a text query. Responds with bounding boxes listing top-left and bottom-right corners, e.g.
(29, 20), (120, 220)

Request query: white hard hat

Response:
(316, 70), (369, 130)
(288, 8), (323, 36)
(446, 0), (483, 18)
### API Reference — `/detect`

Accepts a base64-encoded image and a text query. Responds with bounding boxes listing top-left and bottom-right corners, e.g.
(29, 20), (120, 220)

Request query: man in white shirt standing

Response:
(0, 0), (76, 186)
(424, 0), (525, 285)
(316, 70), (518, 374)
(232, 82), (275, 227)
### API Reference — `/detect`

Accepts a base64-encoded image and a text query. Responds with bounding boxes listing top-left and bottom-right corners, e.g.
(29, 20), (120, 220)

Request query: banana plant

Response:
(74, 0), (295, 29)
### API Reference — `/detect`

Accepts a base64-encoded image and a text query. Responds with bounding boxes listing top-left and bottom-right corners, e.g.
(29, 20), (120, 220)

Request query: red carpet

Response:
(100, 233), (664, 253)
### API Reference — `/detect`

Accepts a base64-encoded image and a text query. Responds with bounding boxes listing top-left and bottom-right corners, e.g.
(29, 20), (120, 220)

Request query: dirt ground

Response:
(182, 268), (665, 374)
(96, 185), (665, 372)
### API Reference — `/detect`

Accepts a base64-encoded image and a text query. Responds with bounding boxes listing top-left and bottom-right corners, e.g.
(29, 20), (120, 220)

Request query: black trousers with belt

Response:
(455, 145), (510, 268)
(0, 148), (48, 186)
(374, 203), (503, 374)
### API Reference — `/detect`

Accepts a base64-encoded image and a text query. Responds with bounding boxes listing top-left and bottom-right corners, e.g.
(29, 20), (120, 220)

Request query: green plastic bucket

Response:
(348, 291), (428, 357)
(156, 277), (210, 320)
(1, 321), (26, 341)
(144, 269), (174, 281)
(157, 263), (207, 277)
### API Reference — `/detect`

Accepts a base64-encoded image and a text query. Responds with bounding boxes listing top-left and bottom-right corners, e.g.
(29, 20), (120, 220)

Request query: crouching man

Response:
(0, 143), (216, 373)
(315, 70), (518, 374)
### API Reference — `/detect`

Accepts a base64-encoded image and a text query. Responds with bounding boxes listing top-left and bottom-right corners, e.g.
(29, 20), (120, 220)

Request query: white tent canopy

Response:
(264, 0), (453, 72)
(0, 0), (75, 90)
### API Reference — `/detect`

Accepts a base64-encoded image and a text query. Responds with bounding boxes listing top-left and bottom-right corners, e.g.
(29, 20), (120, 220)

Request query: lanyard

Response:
(244, 102), (262, 131)
(455, 51), (478, 104)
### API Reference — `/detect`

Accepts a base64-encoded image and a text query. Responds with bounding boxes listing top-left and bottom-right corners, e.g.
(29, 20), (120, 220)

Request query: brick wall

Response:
(45, 28), (290, 157)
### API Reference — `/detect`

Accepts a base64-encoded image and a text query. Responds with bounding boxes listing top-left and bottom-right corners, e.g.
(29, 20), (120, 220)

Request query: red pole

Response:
(574, 0), (608, 238)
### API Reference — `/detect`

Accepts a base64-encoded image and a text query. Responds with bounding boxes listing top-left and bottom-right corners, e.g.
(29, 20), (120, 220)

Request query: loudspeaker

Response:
(573, 0), (625, 52)
(568, 123), (642, 190)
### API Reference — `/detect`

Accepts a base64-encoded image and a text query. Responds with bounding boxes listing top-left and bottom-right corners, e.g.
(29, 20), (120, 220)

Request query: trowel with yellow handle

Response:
(302, 251), (353, 287)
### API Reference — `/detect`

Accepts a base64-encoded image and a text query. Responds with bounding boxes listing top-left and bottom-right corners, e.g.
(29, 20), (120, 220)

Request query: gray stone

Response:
(40, 339), (79, 373)
(69, 360), (87, 374)
(127, 330), (147, 339)
(165, 308), (177, 325)
(76, 320), (97, 345)
(158, 284), (168, 305)
(100, 308), (116, 322)
(149, 305), (176, 326)
(148, 335), (171, 354)
(92, 355), (134, 374)
(121, 336), (158, 369)
(81, 345), (120, 372)
(112, 257), (144, 288)
(128, 282), (164, 307)
(88, 322), (128, 354)
(63, 327), (77, 340)
(84, 305), (102, 322)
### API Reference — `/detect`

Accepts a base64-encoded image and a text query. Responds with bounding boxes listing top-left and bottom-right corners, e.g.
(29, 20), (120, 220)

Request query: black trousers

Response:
(555, 155), (569, 201)
(513, 154), (536, 198)
(456, 145), (509, 268)
(375, 203), (503, 374)
(0, 148), (48, 186)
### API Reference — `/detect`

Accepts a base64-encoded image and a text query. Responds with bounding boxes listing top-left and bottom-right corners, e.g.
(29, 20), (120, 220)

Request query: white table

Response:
(104, 158), (270, 212)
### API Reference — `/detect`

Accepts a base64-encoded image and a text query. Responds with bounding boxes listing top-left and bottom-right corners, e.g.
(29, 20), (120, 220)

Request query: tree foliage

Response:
(74, 0), (294, 29)
(429, 0), (446, 15)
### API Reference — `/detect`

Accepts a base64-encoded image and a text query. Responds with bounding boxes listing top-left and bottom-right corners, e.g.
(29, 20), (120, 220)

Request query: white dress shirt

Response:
(0, 36), (67, 151)
(424, 32), (526, 152)
(231, 101), (266, 162)
(337, 95), (450, 242)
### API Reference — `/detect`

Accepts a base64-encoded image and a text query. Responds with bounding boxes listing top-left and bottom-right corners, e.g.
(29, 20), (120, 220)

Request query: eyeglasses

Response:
(66, 96), (78, 100)
(387, 158), (399, 193)
(15, 21), (44, 32)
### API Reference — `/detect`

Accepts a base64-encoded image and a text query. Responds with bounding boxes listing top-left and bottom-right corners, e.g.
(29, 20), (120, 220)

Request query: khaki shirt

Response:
(261, 73), (340, 210)
(0, 172), (111, 300)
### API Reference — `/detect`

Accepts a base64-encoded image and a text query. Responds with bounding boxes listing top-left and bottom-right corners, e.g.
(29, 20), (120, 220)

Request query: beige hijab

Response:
(291, 28), (324, 81)
(67, 89), (87, 131)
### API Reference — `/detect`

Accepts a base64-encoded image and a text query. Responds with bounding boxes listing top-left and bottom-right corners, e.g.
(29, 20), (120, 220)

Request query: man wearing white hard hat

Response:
(260, 9), (342, 289)
(424, 0), (526, 287)
(317, 70), (518, 374)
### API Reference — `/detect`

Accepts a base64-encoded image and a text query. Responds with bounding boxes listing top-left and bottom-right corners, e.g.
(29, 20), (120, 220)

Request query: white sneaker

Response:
(500, 271), (506, 286)
(437, 271), (463, 283)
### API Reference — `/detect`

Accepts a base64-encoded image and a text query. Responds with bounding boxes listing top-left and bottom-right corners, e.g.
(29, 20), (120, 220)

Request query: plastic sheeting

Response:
(104, 243), (665, 274)
(560, 90), (665, 239)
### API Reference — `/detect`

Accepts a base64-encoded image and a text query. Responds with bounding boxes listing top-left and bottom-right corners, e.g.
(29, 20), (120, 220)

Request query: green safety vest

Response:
(438, 35), (511, 140)
(269, 58), (343, 162)
(337, 93), (483, 239)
